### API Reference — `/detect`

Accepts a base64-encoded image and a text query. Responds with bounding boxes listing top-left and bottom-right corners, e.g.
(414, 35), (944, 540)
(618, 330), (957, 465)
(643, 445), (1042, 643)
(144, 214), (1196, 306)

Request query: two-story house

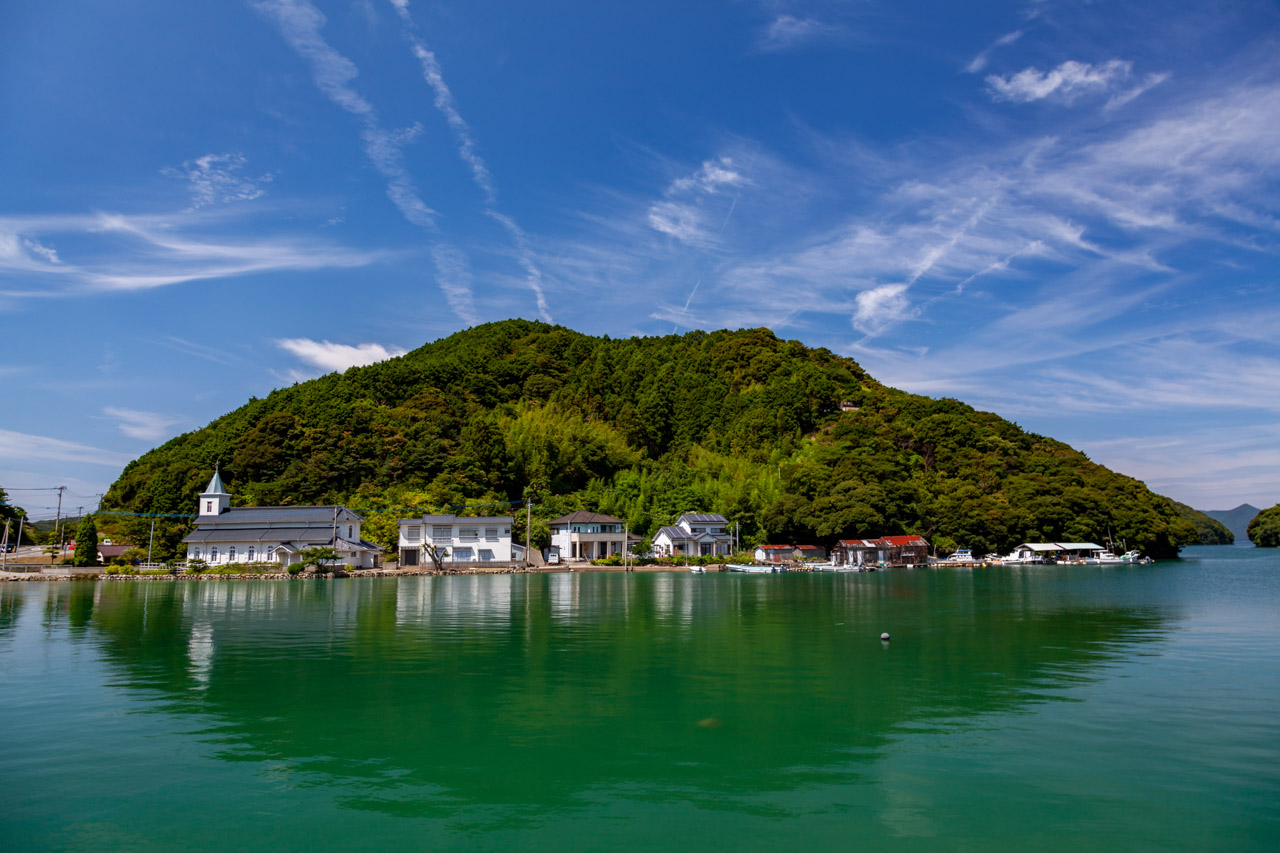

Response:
(397, 514), (518, 567)
(547, 511), (626, 562)
(652, 512), (734, 557)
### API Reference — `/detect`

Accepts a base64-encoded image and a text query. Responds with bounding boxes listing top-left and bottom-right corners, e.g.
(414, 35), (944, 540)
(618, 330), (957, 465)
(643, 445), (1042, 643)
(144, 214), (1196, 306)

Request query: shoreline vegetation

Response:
(99, 322), (1201, 561)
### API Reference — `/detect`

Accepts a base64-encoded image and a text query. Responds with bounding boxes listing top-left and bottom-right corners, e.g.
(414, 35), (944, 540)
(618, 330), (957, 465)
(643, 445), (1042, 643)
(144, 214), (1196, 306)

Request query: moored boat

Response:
(726, 563), (785, 573)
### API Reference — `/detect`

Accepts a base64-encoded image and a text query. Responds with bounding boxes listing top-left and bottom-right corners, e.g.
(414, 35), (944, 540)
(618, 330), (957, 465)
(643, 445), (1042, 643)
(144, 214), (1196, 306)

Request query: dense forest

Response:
(1173, 501), (1234, 545)
(102, 320), (1198, 559)
(1247, 505), (1280, 547)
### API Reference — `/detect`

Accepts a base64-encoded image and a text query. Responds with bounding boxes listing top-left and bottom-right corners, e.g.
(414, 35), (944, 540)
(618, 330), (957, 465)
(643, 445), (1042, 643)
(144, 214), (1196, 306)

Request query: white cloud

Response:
(986, 59), (1134, 103)
(0, 429), (134, 467)
(965, 30), (1023, 74)
(853, 284), (912, 333)
(0, 211), (382, 298)
(103, 408), (184, 442)
(276, 338), (408, 376)
(647, 157), (746, 246)
(164, 153), (274, 209)
(430, 243), (481, 326)
(251, 0), (437, 230)
(757, 15), (849, 53)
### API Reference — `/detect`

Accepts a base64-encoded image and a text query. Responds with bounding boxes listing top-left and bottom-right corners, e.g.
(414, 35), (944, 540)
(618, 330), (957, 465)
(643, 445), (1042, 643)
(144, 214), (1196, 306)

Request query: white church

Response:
(182, 469), (381, 569)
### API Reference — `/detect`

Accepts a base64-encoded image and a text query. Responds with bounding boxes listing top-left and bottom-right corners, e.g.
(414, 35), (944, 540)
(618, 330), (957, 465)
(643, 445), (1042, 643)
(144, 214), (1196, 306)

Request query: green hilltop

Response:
(103, 320), (1198, 560)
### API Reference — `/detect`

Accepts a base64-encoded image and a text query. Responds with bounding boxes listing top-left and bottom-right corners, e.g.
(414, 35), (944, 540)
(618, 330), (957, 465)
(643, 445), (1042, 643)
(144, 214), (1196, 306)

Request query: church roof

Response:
(203, 468), (229, 496)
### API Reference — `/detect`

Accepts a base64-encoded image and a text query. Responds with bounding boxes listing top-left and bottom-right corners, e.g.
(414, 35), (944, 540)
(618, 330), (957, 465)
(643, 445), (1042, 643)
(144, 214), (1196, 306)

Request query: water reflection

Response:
(3, 570), (1171, 828)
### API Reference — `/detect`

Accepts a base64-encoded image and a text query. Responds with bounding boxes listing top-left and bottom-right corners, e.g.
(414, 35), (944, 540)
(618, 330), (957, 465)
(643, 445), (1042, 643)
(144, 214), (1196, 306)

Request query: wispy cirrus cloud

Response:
(103, 407), (185, 442)
(163, 153), (274, 210)
(647, 157), (746, 246)
(251, 0), (437, 231)
(276, 337), (408, 381)
(386, 0), (553, 322)
(985, 59), (1167, 106)
(0, 211), (382, 300)
(429, 243), (481, 326)
(965, 30), (1023, 74)
(757, 14), (851, 53)
(0, 428), (134, 467)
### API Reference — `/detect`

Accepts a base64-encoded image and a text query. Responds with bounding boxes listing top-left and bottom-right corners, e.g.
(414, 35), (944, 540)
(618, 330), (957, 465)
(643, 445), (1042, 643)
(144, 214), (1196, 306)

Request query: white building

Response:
(182, 469), (380, 568)
(398, 514), (518, 568)
(652, 512), (734, 557)
(547, 511), (626, 562)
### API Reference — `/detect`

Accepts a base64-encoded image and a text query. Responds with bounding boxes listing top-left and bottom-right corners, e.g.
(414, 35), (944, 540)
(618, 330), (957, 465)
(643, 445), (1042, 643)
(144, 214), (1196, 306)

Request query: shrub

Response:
(287, 563), (305, 575)
(105, 565), (139, 575)
(185, 559), (209, 574)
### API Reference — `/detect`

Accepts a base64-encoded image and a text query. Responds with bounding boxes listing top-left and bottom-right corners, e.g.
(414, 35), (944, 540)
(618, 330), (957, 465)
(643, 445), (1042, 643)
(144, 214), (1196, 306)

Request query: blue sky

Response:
(2, 0), (1279, 519)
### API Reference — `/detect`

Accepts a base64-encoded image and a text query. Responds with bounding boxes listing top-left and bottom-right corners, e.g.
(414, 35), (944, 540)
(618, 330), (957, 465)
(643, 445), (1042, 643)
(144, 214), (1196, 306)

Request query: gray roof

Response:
(678, 512), (728, 525)
(404, 514), (514, 525)
(194, 505), (363, 527)
(655, 525), (692, 542)
(202, 468), (229, 496)
(183, 527), (334, 544)
(549, 510), (624, 526)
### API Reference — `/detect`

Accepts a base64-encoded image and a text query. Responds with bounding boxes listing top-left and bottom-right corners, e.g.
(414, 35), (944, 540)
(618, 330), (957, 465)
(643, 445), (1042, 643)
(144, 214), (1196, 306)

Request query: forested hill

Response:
(103, 320), (1197, 559)
(1174, 502), (1234, 545)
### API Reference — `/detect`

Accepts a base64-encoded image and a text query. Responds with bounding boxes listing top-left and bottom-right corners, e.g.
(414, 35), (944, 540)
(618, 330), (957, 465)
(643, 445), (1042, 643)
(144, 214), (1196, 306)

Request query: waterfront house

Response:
(880, 535), (930, 565)
(398, 514), (517, 568)
(794, 544), (827, 561)
(182, 470), (380, 569)
(753, 544), (794, 564)
(547, 511), (627, 562)
(652, 512), (734, 557)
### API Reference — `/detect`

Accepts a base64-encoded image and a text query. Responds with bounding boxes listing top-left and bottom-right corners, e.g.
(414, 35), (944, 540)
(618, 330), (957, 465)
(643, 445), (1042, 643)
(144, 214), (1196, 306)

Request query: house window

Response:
(480, 549), (494, 561)
(453, 547), (473, 561)
(432, 526), (452, 541)
(229, 546), (237, 561)
(248, 546), (255, 561)
(459, 528), (478, 542)
(210, 547), (219, 562)
(406, 525), (421, 543)
(485, 528), (498, 541)
(348, 525), (353, 539)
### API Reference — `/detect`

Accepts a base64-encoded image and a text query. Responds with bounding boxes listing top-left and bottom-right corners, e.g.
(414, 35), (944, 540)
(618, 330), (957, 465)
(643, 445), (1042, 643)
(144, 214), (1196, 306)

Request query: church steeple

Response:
(199, 465), (231, 517)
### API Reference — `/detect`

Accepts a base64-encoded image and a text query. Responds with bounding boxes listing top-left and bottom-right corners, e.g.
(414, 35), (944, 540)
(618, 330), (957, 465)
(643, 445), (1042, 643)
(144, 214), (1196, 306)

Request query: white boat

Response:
(689, 565), (706, 573)
(726, 563), (784, 573)
(1096, 550), (1142, 564)
(939, 548), (977, 564)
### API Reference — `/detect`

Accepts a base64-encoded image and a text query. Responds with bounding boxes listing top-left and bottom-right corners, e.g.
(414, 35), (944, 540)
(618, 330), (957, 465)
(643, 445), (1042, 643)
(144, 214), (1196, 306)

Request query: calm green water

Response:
(2, 546), (1278, 851)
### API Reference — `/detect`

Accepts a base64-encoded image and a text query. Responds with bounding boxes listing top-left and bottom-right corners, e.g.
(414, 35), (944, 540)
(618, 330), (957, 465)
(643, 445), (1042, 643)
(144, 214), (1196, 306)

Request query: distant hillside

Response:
(102, 320), (1198, 560)
(1202, 504), (1261, 543)
(1247, 505), (1280, 547)
(1173, 502), (1234, 545)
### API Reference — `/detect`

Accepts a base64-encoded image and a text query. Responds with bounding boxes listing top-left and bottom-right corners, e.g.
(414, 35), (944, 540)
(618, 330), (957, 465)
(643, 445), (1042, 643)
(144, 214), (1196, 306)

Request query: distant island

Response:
(1201, 504), (1261, 544)
(102, 320), (1199, 560)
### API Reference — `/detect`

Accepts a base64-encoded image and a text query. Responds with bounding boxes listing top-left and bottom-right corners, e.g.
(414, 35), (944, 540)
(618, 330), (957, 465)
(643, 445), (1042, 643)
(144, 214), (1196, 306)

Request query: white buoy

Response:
(881, 632), (891, 641)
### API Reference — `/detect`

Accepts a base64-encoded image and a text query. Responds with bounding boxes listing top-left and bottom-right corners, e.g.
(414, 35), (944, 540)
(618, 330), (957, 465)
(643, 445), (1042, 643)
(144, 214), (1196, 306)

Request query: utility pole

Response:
(2, 520), (10, 569)
(526, 499), (533, 567)
(54, 486), (66, 553)
(147, 518), (156, 566)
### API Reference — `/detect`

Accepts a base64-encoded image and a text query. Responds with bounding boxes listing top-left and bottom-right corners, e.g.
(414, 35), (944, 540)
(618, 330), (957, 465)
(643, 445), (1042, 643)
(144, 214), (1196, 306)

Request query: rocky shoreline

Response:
(0, 564), (730, 582)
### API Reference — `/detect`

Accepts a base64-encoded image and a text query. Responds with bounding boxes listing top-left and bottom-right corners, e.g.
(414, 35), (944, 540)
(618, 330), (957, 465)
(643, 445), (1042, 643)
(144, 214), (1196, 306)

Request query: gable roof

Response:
(678, 512), (728, 525)
(880, 535), (929, 546)
(757, 544), (794, 550)
(549, 511), (624, 525)
(192, 505), (363, 527)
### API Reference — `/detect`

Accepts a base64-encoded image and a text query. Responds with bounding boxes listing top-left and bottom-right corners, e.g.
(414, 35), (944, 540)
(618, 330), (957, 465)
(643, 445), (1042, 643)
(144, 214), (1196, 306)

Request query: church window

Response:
(248, 546), (255, 561)
(229, 546), (237, 561)
(206, 501), (212, 513)
(210, 547), (219, 562)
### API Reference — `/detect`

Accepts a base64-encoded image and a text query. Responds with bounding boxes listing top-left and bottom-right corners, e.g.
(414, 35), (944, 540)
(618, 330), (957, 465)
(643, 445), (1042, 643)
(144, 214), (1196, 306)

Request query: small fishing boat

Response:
(689, 565), (706, 573)
(726, 563), (785, 573)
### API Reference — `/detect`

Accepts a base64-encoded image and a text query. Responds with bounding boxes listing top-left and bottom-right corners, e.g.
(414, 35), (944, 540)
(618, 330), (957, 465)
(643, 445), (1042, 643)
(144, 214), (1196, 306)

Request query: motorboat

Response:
(726, 563), (785, 573)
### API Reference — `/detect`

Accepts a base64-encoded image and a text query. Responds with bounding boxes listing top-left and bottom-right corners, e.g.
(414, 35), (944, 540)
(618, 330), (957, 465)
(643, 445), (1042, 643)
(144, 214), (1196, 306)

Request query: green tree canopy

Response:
(1247, 505), (1280, 547)
(100, 320), (1200, 559)
(71, 515), (100, 567)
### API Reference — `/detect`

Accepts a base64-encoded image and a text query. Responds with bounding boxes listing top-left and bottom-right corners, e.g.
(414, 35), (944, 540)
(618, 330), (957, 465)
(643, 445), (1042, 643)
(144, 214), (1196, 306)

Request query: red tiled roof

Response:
(758, 544), (794, 550)
(795, 545), (824, 551)
(878, 535), (929, 546)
